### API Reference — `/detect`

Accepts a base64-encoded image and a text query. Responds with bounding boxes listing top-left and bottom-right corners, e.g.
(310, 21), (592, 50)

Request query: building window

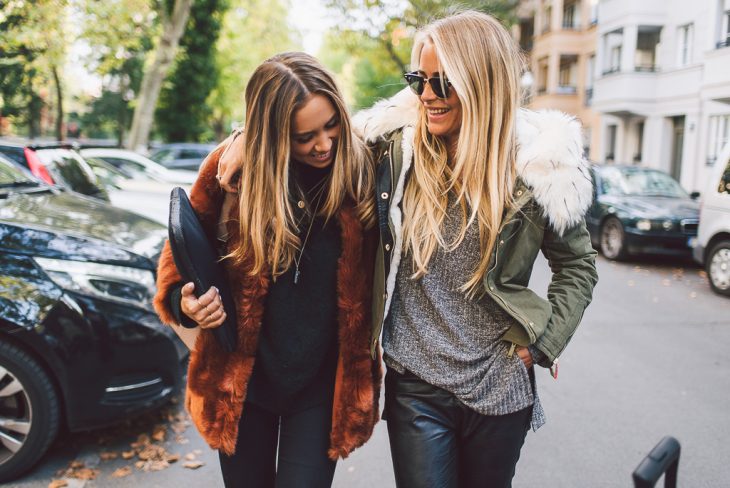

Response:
(677, 24), (693, 66)
(634, 121), (645, 163)
(563, 0), (578, 29)
(537, 57), (549, 94)
(543, 5), (552, 34)
(708, 114), (730, 165)
(719, 9), (730, 48)
(636, 27), (661, 71)
(558, 55), (578, 93)
(585, 54), (595, 106)
(603, 30), (623, 74)
(606, 125), (617, 162)
(589, 0), (599, 25)
(609, 45), (622, 73)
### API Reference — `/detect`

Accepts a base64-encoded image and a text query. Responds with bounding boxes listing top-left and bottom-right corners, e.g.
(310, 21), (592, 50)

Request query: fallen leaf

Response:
(68, 468), (99, 480)
(183, 461), (205, 469)
(138, 444), (167, 461)
(100, 451), (119, 461)
(111, 467), (133, 478)
(131, 434), (151, 449)
(167, 453), (181, 463)
(69, 460), (85, 470)
(152, 425), (166, 442)
(48, 481), (68, 488)
(122, 450), (136, 460)
(185, 452), (196, 461)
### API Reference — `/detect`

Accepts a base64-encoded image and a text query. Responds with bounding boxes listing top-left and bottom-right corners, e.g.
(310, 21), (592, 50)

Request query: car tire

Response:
(600, 217), (628, 260)
(0, 341), (60, 482)
(706, 240), (730, 297)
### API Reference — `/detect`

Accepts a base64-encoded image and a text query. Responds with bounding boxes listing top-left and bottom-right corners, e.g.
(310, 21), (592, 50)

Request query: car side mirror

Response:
(690, 191), (700, 200)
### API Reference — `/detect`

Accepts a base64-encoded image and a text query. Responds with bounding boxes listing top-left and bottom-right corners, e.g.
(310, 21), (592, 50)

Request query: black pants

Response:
(385, 368), (531, 488)
(218, 401), (336, 488)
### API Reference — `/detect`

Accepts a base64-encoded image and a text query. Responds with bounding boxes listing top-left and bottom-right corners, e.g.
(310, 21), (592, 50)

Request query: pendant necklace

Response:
(293, 180), (328, 284)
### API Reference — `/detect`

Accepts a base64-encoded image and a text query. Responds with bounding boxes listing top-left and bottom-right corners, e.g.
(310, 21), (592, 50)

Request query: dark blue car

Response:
(587, 164), (700, 260)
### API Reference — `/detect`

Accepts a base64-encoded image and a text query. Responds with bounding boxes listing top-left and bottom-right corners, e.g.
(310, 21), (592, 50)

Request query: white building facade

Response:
(592, 0), (730, 193)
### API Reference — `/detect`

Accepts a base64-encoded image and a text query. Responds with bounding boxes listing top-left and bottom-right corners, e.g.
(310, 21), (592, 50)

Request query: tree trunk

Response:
(51, 65), (64, 141)
(126, 0), (193, 153)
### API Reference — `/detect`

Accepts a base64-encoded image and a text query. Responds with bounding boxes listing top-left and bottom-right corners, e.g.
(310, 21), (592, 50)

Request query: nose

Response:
(420, 80), (437, 103)
(314, 133), (333, 153)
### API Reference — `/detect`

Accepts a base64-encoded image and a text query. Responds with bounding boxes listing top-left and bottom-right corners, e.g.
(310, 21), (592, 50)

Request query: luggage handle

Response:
(632, 436), (681, 488)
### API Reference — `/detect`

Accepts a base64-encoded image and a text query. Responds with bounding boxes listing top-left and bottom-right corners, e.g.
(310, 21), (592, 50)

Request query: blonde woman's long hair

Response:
(230, 52), (375, 278)
(402, 11), (525, 296)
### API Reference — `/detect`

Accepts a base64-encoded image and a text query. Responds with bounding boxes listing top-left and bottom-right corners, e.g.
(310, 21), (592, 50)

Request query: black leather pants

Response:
(384, 368), (531, 488)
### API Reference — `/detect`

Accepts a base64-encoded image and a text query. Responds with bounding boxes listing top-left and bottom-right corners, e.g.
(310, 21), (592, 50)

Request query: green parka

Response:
(354, 89), (599, 369)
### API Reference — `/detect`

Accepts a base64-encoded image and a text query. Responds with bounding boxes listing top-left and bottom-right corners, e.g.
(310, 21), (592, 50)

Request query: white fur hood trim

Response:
(353, 88), (593, 235)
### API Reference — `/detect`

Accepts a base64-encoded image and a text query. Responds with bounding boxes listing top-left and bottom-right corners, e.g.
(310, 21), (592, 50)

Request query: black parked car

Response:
(149, 143), (216, 172)
(0, 155), (186, 481)
(0, 141), (108, 201)
(587, 164), (700, 260)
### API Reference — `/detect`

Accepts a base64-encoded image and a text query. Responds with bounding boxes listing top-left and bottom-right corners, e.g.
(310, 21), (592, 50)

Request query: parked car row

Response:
(587, 146), (730, 297)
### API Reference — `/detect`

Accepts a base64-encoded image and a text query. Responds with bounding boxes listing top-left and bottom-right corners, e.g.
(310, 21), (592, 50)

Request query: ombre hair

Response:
(402, 11), (525, 295)
(230, 52), (375, 278)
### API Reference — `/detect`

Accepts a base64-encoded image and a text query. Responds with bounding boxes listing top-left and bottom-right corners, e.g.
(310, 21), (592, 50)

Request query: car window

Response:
(150, 149), (174, 164)
(35, 149), (100, 195)
(0, 146), (26, 166)
(101, 157), (146, 176)
(178, 149), (207, 159)
(718, 157), (730, 195)
(599, 167), (688, 198)
(0, 156), (34, 184)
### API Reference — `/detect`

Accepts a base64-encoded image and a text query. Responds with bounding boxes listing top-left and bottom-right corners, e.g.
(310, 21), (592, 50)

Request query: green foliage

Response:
(206, 0), (300, 140)
(155, 0), (229, 142)
(322, 0), (519, 111)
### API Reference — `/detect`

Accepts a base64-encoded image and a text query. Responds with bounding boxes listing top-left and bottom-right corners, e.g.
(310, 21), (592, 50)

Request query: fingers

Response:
(515, 346), (533, 369)
(217, 130), (244, 193)
(179, 285), (226, 328)
(180, 282), (195, 296)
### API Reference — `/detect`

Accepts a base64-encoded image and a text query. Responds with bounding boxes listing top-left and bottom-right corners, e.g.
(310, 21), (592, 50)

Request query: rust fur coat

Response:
(153, 144), (381, 459)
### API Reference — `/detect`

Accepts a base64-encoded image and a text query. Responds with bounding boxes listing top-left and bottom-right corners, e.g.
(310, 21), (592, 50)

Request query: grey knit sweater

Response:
(383, 196), (545, 430)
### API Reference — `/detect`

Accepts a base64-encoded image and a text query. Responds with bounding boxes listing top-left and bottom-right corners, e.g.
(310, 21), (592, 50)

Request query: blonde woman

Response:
(353, 11), (599, 487)
(153, 52), (380, 488)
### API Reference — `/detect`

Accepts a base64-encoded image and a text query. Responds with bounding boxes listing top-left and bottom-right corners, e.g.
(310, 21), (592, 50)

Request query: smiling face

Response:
(290, 93), (340, 169)
(418, 42), (462, 148)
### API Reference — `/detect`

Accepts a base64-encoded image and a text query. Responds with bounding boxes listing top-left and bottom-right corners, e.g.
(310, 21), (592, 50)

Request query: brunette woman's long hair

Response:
(230, 52), (375, 278)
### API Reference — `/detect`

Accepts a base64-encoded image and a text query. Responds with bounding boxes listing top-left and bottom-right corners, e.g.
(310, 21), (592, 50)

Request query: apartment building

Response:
(592, 0), (730, 192)
(518, 0), (602, 160)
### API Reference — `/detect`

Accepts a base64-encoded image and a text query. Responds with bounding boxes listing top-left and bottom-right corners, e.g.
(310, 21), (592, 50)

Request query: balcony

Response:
(634, 64), (659, 73)
(702, 47), (730, 103)
(556, 85), (578, 94)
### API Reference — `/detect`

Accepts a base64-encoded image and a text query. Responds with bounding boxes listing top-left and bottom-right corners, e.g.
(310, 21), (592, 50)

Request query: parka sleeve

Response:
(152, 135), (234, 326)
(533, 218), (598, 367)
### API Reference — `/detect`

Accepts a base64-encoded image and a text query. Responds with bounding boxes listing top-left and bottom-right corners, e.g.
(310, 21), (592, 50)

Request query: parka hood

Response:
(353, 88), (593, 235)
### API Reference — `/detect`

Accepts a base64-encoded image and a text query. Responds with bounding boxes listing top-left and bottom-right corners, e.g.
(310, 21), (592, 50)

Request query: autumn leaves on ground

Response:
(46, 398), (203, 488)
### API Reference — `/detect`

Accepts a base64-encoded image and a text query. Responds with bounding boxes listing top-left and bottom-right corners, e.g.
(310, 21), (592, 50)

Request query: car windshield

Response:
(599, 167), (688, 198)
(35, 149), (100, 195)
(0, 156), (40, 191)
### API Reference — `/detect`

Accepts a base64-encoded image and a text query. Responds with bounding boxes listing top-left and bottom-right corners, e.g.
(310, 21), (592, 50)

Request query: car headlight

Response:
(34, 257), (155, 311)
(636, 219), (652, 231)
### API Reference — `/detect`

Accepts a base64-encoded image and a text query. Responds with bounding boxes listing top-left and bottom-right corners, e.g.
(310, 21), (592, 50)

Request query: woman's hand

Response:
(180, 282), (226, 329)
(217, 129), (245, 193)
(516, 346), (533, 369)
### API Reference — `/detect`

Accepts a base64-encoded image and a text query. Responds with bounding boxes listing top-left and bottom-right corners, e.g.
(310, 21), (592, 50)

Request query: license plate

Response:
(687, 237), (697, 248)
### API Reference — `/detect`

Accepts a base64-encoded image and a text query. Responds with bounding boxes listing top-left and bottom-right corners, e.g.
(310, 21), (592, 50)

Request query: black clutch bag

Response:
(168, 187), (237, 353)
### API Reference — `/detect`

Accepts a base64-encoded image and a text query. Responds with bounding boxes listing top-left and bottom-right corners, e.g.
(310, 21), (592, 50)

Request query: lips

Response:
(310, 150), (332, 162)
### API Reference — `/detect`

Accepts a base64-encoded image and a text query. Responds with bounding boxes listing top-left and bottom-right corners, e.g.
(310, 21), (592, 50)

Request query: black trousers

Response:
(385, 368), (531, 488)
(218, 401), (336, 488)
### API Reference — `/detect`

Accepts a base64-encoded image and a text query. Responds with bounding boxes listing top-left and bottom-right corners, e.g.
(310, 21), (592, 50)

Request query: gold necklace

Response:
(293, 182), (328, 284)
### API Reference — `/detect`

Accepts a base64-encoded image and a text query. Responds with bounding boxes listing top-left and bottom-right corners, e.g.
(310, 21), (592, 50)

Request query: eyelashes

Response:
(293, 116), (340, 144)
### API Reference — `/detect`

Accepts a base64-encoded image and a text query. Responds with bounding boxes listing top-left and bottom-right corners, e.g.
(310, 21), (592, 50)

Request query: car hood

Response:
(0, 190), (167, 268)
(601, 195), (700, 219)
(160, 169), (197, 185)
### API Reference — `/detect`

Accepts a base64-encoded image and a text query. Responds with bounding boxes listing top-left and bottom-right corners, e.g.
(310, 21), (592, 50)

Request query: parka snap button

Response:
(489, 286), (494, 291)
(499, 240), (504, 245)
(516, 190), (523, 196)
(381, 192), (389, 199)
(385, 244), (391, 251)
(383, 293), (388, 300)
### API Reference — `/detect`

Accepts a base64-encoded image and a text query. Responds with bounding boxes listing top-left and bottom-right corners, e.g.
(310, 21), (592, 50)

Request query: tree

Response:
(0, 1), (71, 139)
(206, 0), (300, 140)
(322, 0), (519, 109)
(155, 0), (229, 142)
(126, 0), (193, 152)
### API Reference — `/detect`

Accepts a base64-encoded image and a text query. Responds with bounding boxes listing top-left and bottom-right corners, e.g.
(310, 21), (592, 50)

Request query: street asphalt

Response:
(7, 253), (729, 487)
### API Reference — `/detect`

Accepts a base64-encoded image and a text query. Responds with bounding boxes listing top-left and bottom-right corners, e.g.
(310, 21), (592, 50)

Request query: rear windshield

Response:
(35, 149), (100, 195)
(599, 167), (688, 198)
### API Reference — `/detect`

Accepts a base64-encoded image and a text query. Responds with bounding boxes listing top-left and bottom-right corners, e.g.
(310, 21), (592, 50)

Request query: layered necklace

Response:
(292, 174), (329, 285)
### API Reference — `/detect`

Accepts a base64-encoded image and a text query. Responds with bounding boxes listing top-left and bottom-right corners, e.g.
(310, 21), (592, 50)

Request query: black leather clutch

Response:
(168, 187), (237, 353)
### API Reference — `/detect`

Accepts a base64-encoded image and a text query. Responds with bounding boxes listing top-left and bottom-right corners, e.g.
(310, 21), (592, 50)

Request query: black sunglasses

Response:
(404, 71), (452, 99)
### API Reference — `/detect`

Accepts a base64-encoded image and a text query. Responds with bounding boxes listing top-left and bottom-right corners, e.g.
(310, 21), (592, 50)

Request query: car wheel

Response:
(600, 217), (628, 260)
(707, 240), (730, 297)
(0, 342), (60, 482)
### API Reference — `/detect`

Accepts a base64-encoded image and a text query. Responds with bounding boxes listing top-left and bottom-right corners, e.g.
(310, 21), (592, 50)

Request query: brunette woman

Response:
(153, 52), (380, 488)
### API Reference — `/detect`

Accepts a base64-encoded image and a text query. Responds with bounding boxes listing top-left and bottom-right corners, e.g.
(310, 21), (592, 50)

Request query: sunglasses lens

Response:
(429, 78), (449, 99)
(405, 74), (424, 95)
